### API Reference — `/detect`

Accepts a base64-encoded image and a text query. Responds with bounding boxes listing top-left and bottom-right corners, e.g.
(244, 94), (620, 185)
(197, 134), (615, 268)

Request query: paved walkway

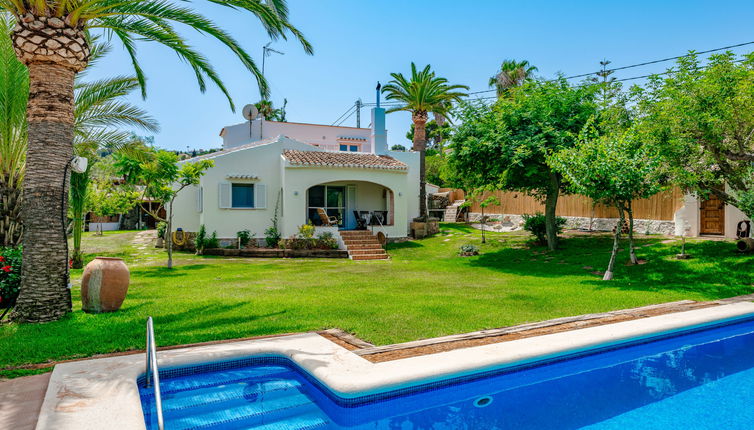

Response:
(0, 373), (50, 430)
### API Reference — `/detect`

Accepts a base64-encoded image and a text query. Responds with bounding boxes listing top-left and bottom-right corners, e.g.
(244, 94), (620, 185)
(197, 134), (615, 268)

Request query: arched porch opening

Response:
(305, 181), (395, 230)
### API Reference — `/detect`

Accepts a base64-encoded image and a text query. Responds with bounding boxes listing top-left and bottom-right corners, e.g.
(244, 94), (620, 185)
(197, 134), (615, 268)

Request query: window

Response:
(307, 185), (345, 227)
(231, 183), (254, 208)
(339, 144), (359, 152)
(349, 145), (358, 152)
(339, 144), (348, 151)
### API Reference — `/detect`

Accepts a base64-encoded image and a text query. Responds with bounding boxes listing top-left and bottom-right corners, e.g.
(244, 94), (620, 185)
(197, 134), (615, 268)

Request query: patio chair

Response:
(316, 208), (338, 227)
(353, 211), (367, 230)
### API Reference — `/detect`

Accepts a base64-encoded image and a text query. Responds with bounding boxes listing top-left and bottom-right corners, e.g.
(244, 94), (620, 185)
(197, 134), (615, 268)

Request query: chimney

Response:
(371, 82), (388, 155)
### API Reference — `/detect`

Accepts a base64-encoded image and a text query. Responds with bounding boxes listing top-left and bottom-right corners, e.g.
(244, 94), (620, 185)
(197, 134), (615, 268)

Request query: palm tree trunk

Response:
(12, 63), (77, 322)
(0, 173), (23, 246)
(412, 112), (428, 219)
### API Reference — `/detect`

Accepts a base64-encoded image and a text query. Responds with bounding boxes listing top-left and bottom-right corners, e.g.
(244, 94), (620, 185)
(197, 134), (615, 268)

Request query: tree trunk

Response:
(603, 205), (625, 281)
(481, 205), (486, 244)
(0, 173), (23, 247)
(12, 63), (77, 322)
(412, 111), (428, 220)
(69, 170), (88, 269)
(544, 173), (560, 251)
(167, 199), (174, 269)
(10, 15), (89, 322)
(626, 201), (639, 265)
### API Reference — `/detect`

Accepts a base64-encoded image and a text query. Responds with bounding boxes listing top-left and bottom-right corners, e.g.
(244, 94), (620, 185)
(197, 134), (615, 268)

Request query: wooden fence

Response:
(458, 188), (685, 221)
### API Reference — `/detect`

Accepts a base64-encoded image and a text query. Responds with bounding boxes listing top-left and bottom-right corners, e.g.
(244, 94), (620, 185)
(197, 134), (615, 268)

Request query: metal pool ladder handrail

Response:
(144, 316), (165, 430)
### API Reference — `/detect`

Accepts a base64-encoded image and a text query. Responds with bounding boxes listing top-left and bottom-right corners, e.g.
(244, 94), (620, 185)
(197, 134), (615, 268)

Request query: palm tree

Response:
(382, 63), (468, 219)
(0, 15), (27, 247)
(0, 2), (311, 323)
(489, 59), (537, 97)
(70, 61), (159, 267)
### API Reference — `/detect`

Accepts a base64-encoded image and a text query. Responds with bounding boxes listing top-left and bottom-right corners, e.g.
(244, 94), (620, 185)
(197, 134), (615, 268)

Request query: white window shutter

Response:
(196, 186), (203, 212)
(218, 182), (231, 208)
(255, 184), (267, 209)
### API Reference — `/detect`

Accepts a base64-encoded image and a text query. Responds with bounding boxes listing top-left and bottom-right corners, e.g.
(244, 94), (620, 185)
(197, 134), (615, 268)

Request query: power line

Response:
(334, 108), (357, 127)
(330, 105), (355, 126)
(468, 40), (754, 96)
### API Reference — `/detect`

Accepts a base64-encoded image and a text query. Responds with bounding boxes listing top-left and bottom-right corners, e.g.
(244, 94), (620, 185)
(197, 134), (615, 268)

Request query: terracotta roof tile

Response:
(283, 149), (407, 170)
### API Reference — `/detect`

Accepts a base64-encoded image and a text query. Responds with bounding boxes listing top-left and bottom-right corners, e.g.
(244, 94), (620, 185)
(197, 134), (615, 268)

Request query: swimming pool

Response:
(139, 315), (754, 429)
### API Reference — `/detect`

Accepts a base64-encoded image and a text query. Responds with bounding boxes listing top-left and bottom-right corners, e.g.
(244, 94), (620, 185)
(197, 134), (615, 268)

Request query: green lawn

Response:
(2, 224), (753, 378)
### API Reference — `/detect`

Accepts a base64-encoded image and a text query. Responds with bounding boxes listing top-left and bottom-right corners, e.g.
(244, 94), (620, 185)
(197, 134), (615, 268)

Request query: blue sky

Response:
(86, 1), (754, 151)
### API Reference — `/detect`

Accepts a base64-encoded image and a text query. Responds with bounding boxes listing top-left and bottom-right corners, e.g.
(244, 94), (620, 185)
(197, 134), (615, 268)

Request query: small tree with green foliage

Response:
(549, 122), (665, 280)
(116, 148), (213, 268)
(449, 78), (597, 250)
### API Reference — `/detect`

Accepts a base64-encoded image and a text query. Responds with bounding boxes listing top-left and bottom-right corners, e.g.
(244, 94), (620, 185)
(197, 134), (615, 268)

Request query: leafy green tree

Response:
(489, 59), (537, 97)
(390, 144), (407, 151)
(115, 148), (213, 268)
(425, 154), (450, 187)
(549, 122), (665, 280)
(382, 63), (468, 219)
(449, 78), (597, 250)
(1, 2), (310, 323)
(636, 52), (754, 220)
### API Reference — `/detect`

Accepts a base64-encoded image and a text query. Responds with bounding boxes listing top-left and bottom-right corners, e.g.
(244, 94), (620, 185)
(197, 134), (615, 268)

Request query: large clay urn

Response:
(81, 257), (130, 313)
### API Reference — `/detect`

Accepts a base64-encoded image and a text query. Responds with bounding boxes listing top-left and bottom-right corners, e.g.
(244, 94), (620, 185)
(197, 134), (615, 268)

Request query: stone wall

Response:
(468, 212), (676, 236)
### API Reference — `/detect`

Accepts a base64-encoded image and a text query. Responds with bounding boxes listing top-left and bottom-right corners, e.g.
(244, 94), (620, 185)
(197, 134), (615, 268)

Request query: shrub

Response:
(195, 225), (219, 255)
(206, 231), (219, 249)
(298, 222), (315, 239)
(0, 246), (22, 308)
(522, 213), (567, 245)
(317, 231), (339, 249)
(265, 226), (281, 248)
(156, 221), (167, 239)
(459, 244), (479, 256)
(236, 229), (252, 247)
(194, 225), (207, 255)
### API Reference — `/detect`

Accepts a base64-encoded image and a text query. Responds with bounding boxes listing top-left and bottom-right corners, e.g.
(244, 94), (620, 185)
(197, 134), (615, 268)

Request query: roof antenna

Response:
(375, 81), (381, 108)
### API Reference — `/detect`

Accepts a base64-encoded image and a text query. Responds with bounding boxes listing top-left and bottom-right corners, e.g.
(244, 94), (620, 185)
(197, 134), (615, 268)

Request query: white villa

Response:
(170, 103), (420, 247)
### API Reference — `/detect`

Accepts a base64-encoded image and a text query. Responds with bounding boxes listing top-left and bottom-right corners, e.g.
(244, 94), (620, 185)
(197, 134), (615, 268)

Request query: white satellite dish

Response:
(242, 104), (259, 121)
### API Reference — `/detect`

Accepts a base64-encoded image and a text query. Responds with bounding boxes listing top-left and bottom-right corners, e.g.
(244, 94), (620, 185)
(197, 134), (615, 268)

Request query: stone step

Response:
(343, 239), (380, 245)
(351, 253), (389, 260)
(349, 249), (387, 256)
(340, 231), (375, 236)
(346, 243), (383, 250)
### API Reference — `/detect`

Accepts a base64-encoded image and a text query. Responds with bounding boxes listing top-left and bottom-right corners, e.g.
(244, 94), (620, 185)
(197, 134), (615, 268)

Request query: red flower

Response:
(0, 256), (5, 262)
(1, 266), (11, 273)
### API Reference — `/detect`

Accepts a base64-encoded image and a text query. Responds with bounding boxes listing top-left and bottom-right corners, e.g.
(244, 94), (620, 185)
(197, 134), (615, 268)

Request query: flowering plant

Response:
(0, 246), (21, 308)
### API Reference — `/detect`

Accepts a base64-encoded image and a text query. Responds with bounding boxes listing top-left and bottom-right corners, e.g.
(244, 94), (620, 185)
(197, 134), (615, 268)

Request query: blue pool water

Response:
(140, 316), (754, 429)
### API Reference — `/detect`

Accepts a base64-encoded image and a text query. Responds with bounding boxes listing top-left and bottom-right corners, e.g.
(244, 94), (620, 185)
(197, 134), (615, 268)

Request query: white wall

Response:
(280, 165), (414, 238)
(221, 120), (372, 153)
(674, 192), (751, 239)
(170, 137), (421, 239)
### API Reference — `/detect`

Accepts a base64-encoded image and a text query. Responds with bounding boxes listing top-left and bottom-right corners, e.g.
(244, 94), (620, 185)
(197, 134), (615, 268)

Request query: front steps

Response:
(443, 199), (466, 222)
(340, 231), (389, 260)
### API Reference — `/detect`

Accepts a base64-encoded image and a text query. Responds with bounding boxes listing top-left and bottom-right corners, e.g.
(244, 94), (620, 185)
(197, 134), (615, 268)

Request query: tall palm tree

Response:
(382, 63), (468, 219)
(0, 2), (311, 323)
(0, 15), (27, 247)
(489, 59), (537, 97)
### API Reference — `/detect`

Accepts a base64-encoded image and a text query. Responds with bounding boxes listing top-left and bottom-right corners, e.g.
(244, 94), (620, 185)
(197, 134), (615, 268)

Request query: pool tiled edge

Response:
(36, 301), (754, 430)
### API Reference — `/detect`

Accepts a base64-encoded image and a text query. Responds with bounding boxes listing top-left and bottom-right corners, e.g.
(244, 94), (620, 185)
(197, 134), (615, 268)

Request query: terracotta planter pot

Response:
(81, 257), (130, 313)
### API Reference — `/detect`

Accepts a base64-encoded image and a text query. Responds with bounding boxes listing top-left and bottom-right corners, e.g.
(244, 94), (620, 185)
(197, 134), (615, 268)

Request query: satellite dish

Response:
(242, 104), (259, 121)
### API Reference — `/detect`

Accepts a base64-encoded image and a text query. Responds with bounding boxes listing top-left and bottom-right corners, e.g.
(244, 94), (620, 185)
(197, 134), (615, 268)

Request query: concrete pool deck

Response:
(30, 300), (754, 430)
